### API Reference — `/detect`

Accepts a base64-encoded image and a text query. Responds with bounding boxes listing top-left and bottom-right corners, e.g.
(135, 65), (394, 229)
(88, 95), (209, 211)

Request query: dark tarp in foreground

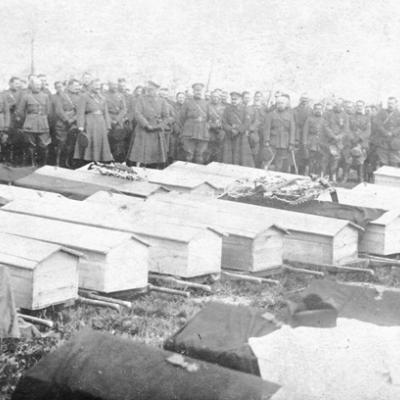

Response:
(0, 165), (37, 184)
(14, 173), (106, 200)
(12, 329), (280, 400)
(300, 278), (400, 326)
(0, 266), (20, 338)
(223, 195), (385, 231)
(164, 302), (279, 376)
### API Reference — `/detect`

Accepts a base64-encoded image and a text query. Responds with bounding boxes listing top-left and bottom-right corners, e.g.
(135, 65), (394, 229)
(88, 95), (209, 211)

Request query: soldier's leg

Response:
(248, 131), (260, 167)
(194, 140), (208, 164)
(37, 132), (51, 166)
(182, 138), (196, 162)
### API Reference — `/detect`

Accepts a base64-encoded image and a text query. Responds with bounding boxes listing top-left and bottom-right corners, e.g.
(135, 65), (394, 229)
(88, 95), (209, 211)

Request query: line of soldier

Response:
(1, 73), (399, 182)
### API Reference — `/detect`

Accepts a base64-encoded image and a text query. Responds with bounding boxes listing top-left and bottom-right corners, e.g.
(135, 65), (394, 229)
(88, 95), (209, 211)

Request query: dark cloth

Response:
(223, 196), (385, 230)
(14, 173), (105, 200)
(300, 279), (400, 326)
(164, 302), (279, 376)
(0, 165), (36, 184)
(12, 329), (279, 400)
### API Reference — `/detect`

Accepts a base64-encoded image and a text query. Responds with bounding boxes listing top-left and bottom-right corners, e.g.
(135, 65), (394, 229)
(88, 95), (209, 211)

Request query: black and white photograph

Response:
(1, 0), (400, 399)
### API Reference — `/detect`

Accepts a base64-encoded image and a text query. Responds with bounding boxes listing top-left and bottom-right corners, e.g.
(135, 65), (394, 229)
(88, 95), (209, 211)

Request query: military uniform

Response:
(222, 104), (254, 167)
(293, 105), (312, 173)
(74, 91), (113, 162)
(53, 90), (81, 166)
(4, 88), (23, 161)
(207, 102), (225, 162)
(344, 112), (371, 180)
(263, 108), (296, 172)
(179, 98), (210, 164)
(243, 104), (260, 165)
(373, 108), (400, 166)
(127, 94), (168, 165)
(322, 110), (349, 179)
(17, 90), (51, 162)
(302, 114), (327, 175)
(105, 90), (127, 162)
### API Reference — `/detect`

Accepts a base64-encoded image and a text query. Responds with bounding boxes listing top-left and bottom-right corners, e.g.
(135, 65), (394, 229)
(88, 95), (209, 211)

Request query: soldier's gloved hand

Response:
(146, 124), (154, 131)
(264, 141), (271, 148)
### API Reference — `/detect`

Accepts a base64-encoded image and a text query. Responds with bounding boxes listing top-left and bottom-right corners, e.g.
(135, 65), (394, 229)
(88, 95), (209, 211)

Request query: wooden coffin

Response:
(35, 166), (168, 198)
(352, 183), (400, 210)
(205, 161), (305, 180)
(318, 187), (400, 255)
(84, 191), (146, 208)
(0, 184), (66, 206)
(0, 211), (149, 293)
(137, 197), (287, 272)
(373, 166), (400, 187)
(146, 193), (361, 266)
(3, 198), (222, 278)
(0, 233), (79, 310)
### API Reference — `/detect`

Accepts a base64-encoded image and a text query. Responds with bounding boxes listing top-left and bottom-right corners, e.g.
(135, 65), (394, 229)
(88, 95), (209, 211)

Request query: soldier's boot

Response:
(304, 165), (310, 176)
(42, 147), (49, 166)
(55, 147), (61, 167)
(28, 148), (36, 167)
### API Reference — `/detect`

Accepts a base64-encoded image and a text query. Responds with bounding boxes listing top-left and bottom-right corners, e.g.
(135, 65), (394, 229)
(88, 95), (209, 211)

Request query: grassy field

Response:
(1, 267), (399, 400)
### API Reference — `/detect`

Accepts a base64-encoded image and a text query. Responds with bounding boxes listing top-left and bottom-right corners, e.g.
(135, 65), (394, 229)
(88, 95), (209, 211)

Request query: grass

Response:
(1, 267), (398, 400)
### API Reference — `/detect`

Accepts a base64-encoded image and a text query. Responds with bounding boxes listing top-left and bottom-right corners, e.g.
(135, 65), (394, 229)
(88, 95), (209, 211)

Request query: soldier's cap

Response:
(230, 91), (242, 98)
(147, 80), (160, 89)
(192, 82), (205, 90)
(299, 93), (310, 101)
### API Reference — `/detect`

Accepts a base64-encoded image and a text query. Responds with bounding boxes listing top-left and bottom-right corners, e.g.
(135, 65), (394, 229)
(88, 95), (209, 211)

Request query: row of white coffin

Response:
(0, 186), (366, 311)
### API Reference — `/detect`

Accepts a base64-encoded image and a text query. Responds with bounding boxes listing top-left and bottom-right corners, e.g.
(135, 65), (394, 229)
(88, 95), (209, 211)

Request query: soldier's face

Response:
(388, 99), (398, 111)
(92, 82), (101, 92)
(69, 82), (80, 93)
(176, 93), (185, 104)
(55, 83), (64, 93)
(159, 89), (168, 98)
(355, 102), (364, 113)
(276, 98), (287, 111)
(254, 93), (262, 104)
(231, 96), (240, 106)
(118, 82), (127, 91)
(243, 94), (251, 105)
(221, 92), (228, 102)
(313, 105), (323, 116)
(135, 87), (143, 96)
(193, 87), (203, 98)
(108, 83), (117, 92)
(211, 94), (220, 104)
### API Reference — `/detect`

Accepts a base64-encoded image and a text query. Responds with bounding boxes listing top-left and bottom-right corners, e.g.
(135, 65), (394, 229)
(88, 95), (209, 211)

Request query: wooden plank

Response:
(35, 166), (168, 198)
(0, 233), (79, 310)
(0, 211), (149, 293)
(3, 198), (222, 278)
(144, 193), (360, 265)
(0, 184), (65, 206)
(374, 166), (400, 187)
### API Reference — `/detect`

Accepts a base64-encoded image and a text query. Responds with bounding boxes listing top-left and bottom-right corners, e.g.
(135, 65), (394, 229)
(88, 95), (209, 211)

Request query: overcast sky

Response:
(1, 0), (400, 101)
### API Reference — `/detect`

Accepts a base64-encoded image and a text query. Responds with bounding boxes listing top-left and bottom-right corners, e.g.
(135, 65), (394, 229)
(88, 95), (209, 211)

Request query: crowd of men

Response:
(1, 72), (400, 182)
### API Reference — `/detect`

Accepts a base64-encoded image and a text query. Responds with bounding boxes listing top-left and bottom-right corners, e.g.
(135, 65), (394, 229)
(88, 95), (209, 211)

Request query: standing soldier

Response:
(170, 92), (186, 161)
(179, 83), (210, 164)
(53, 79), (81, 167)
(252, 91), (268, 168)
(118, 78), (134, 159)
(0, 92), (10, 160)
(127, 81), (168, 167)
(17, 76), (51, 166)
(302, 103), (326, 176)
(293, 94), (312, 174)
(159, 86), (176, 163)
(242, 91), (260, 166)
(4, 77), (23, 163)
(222, 91), (254, 167)
(323, 99), (349, 181)
(263, 95), (296, 172)
(105, 82), (127, 162)
(74, 79), (113, 163)
(343, 100), (371, 182)
(207, 90), (225, 162)
(373, 97), (400, 167)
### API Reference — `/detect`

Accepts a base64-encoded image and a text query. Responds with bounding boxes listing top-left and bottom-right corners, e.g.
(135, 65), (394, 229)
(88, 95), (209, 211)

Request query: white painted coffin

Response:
(84, 191), (146, 208)
(374, 166), (400, 187)
(319, 186), (400, 255)
(138, 196), (287, 272)
(0, 184), (65, 206)
(3, 199), (222, 278)
(35, 166), (168, 198)
(146, 193), (360, 266)
(0, 211), (149, 293)
(0, 233), (79, 310)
